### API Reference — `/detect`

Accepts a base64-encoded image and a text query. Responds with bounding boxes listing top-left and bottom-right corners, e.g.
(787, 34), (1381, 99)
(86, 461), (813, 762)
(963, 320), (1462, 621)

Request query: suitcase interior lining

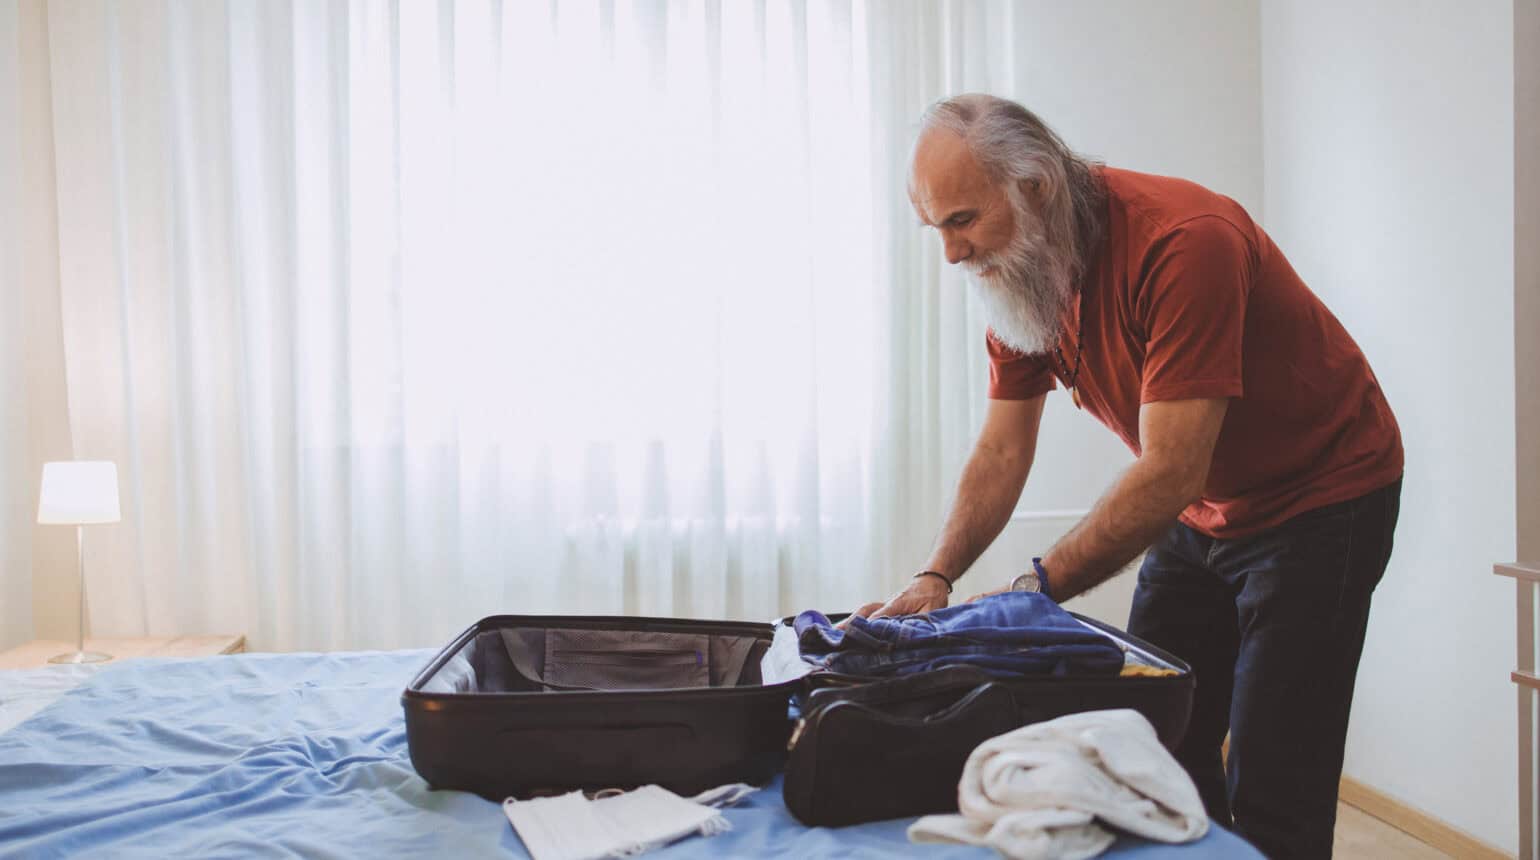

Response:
(1071, 618), (1185, 673)
(420, 626), (772, 694)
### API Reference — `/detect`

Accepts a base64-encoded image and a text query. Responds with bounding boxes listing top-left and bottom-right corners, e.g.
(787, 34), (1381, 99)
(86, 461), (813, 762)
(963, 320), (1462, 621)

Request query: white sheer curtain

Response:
(34, 0), (1017, 651)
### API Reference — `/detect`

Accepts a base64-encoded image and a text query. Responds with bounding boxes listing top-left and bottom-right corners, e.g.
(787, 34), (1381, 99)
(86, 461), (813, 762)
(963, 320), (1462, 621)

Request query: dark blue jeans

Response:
(1128, 479), (1401, 860)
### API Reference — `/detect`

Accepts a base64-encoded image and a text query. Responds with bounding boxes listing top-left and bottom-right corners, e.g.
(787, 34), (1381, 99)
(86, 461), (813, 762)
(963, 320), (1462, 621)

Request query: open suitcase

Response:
(402, 611), (1194, 826)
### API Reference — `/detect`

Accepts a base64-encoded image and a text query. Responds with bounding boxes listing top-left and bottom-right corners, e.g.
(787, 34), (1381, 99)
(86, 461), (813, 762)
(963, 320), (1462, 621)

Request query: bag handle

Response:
(803, 665), (997, 710)
(820, 679), (1013, 728)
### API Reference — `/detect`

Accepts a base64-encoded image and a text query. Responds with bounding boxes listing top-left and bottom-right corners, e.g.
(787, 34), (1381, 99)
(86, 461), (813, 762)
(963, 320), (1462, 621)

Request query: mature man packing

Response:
(851, 94), (1404, 859)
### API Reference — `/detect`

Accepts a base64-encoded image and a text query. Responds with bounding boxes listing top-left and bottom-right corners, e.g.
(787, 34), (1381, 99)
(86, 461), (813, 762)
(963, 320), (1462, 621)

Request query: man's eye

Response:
(954, 215), (973, 227)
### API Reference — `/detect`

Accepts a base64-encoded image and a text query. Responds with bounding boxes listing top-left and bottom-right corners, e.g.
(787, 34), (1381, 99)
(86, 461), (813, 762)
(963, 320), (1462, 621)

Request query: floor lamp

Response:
(37, 461), (122, 665)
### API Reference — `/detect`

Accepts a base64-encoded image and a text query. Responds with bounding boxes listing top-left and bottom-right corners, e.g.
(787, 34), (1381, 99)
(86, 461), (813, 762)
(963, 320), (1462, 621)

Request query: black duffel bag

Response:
(781, 614), (1193, 827)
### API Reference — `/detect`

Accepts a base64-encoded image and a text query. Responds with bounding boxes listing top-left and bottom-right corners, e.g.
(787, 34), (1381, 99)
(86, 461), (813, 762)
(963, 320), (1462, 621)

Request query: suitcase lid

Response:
(403, 614), (792, 707)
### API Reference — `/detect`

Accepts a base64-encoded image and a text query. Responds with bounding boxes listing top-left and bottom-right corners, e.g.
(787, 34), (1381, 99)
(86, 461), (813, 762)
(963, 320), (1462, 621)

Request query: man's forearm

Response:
(924, 448), (1031, 583)
(1041, 458), (1199, 601)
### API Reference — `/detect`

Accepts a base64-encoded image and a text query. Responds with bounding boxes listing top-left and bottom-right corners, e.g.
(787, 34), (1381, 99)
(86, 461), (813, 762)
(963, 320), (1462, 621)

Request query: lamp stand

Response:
(48, 525), (112, 665)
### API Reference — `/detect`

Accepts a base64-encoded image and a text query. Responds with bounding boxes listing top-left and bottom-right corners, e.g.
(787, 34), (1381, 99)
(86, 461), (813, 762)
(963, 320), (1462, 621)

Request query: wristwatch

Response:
(1009, 571), (1042, 593)
(1009, 557), (1054, 600)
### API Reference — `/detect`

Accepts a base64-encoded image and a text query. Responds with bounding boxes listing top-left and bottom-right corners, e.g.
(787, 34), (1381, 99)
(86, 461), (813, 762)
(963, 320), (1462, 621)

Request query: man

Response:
(850, 94), (1403, 859)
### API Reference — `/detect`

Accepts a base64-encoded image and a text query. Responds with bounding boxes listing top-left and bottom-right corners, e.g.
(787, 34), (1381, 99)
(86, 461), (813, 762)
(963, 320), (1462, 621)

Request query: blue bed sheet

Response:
(0, 651), (1260, 859)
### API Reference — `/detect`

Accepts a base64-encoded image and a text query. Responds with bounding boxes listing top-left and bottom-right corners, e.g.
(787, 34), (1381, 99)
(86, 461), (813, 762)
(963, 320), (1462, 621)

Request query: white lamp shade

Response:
(37, 461), (122, 525)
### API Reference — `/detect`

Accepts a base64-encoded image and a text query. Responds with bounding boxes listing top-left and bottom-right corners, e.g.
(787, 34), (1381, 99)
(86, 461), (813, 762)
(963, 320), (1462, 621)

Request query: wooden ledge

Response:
(1494, 562), (1540, 581)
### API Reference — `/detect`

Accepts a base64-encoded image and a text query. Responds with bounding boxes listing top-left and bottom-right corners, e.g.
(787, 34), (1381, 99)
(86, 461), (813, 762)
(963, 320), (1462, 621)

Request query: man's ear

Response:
(1018, 177), (1044, 206)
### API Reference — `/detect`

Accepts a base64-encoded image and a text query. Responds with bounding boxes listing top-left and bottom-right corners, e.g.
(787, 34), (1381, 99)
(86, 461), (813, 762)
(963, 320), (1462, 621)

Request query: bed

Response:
(0, 651), (1261, 858)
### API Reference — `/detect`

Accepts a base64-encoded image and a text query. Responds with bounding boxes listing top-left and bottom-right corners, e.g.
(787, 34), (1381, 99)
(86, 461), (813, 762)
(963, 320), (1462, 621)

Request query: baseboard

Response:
(1338, 776), (1513, 860)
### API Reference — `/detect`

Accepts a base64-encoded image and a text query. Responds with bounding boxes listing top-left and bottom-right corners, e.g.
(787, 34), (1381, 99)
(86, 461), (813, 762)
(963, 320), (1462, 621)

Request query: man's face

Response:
(908, 128), (1074, 356)
(908, 130), (1017, 273)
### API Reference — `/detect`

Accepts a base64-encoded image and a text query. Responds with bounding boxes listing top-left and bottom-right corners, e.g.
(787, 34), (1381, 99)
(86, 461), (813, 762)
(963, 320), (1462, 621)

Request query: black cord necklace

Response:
(1052, 291), (1086, 409)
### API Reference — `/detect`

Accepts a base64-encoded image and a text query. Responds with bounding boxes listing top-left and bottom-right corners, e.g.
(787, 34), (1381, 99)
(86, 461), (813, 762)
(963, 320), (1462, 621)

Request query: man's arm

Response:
(923, 395), (1046, 581)
(1037, 397), (1228, 601)
(851, 395), (1046, 620)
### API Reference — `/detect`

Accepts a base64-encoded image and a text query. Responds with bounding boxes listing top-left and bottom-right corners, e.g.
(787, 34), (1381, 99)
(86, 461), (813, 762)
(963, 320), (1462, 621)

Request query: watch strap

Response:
(1031, 557), (1054, 601)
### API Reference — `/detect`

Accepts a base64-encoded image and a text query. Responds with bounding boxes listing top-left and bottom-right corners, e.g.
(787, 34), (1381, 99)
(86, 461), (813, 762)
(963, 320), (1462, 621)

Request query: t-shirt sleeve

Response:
(986, 330), (1056, 400)
(1135, 216), (1256, 404)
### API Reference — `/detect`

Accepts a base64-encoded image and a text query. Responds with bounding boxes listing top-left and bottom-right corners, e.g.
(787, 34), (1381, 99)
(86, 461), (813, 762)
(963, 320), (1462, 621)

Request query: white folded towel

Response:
(909, 709), (1208, 860)
(503, 782), (755, 860)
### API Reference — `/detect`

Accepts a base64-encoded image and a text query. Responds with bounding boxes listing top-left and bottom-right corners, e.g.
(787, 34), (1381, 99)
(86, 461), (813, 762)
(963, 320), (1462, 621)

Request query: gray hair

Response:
(920, 94), (1106, 280)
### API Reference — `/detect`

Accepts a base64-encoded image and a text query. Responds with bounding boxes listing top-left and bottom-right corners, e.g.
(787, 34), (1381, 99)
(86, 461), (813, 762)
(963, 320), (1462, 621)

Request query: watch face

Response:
(1010, 572), (1040, 593)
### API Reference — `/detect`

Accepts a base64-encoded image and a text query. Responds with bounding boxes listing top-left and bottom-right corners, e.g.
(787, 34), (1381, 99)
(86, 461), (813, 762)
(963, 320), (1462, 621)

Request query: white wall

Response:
(1518, 0), (1540, 568)
(0, 0), (31, 649)
(1262, 0), (1517, 851)
(1, 0), (77, 648)
(22, 0), (75, 643)
(966, 0), (1264, 626)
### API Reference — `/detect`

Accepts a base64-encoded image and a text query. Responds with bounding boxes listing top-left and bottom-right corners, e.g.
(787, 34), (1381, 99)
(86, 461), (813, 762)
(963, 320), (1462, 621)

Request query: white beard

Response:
(964, 200), (1075, 355)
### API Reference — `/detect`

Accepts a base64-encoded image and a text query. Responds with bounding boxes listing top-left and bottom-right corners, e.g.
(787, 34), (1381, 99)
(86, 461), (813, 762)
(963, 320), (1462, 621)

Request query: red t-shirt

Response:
(988, 167), (1403, 539)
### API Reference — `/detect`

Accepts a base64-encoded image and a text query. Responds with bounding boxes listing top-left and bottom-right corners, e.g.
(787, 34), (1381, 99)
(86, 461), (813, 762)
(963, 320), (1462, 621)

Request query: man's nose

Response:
(943, 235), (972, 265)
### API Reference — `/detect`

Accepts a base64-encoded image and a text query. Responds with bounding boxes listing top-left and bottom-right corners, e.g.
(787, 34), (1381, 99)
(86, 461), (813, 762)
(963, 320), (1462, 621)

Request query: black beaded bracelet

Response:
(912, 570), (954, 593)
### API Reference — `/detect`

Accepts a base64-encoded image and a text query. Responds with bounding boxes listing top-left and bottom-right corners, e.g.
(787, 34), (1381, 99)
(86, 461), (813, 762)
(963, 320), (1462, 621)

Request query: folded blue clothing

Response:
(795, 591), (1125, 678)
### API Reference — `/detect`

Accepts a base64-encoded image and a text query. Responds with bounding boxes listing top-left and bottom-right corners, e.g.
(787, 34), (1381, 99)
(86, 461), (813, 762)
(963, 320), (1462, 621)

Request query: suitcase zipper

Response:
(549, 649), (704, 665)
(787, 717), (807, 751)
(553, 649), (699, 658)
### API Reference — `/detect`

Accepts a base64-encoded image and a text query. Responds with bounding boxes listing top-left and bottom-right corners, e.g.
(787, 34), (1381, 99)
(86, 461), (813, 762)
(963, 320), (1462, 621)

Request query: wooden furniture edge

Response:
(0, 635), (248, 670)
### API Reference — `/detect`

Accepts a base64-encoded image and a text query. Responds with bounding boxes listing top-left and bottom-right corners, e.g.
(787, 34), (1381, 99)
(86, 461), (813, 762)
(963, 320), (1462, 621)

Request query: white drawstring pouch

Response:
(503, 782), (756, 860)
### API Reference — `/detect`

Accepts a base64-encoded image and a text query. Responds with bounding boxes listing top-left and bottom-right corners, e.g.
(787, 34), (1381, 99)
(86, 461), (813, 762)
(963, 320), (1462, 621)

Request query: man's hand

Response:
(840, 575), (951, 628)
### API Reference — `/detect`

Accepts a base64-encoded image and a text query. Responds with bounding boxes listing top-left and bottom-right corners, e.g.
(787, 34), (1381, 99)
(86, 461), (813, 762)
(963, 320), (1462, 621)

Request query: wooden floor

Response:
(1335, 802), (1452, 860)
